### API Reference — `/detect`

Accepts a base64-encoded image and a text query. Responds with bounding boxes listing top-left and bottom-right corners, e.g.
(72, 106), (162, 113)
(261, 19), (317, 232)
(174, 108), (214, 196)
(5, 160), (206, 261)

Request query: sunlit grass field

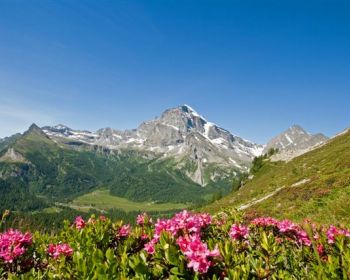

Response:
(70, 189), (187, 212)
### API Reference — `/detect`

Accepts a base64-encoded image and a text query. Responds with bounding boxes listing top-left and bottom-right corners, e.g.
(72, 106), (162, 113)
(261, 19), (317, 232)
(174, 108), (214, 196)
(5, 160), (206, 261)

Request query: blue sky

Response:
(0, 0), (349, 143)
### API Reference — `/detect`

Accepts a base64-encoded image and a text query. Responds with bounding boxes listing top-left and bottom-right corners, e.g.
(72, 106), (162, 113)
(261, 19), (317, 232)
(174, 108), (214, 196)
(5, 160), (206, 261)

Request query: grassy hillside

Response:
(203, 129), (350, 225)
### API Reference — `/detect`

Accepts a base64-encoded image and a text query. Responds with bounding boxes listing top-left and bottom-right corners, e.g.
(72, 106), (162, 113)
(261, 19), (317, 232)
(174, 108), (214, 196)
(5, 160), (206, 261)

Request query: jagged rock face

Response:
(263, 125), (329, 162)
(42, 105), (264, 185)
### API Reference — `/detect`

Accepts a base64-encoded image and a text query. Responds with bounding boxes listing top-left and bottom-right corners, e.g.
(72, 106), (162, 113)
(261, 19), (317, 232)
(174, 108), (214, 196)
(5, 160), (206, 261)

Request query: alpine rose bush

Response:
(74, 216), (86, 230)
(229, 224), (249, 240)
(47, 243), (73, 259)
(0, 229), (32, 264)
(326, 225), (350, 244)
(1, 210), (350, 279)
(177, 235), (220, 273)
(117, 224), (131, 238)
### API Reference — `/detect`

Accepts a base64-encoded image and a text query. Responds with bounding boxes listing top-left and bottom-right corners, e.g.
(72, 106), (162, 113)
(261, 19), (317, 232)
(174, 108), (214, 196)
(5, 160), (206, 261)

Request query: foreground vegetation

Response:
(1, 209), (350, 279)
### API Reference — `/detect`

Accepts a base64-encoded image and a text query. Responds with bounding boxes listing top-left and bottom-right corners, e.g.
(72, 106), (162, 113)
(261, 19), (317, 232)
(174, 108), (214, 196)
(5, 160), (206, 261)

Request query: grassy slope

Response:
(202, 129), (350, 225)
(70, 189), (187, 212)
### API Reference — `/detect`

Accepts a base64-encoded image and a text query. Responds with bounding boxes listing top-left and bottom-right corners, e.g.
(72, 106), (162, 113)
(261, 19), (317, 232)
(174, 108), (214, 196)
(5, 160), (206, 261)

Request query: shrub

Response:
(1, 210), (350, 279)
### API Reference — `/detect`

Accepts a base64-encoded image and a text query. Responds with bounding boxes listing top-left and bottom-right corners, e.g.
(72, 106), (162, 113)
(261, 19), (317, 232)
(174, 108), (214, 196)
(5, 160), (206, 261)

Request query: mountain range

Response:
(0, 105), (329, 214)
(41, 105), (327, 180)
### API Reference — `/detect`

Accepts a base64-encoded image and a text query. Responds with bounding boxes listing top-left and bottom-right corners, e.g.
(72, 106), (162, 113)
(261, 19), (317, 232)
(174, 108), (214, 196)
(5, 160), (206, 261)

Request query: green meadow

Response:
(70, 189), (187, 212)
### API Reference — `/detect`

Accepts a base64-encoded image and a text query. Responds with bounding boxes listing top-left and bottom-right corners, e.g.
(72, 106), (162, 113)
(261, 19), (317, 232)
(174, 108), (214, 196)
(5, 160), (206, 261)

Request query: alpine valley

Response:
(0, 105), (330, 229)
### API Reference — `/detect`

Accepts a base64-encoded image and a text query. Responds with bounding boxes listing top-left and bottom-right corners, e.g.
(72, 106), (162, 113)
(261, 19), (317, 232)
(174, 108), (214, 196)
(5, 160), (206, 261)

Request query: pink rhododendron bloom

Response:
(74, 216), (86, 230)
(0, 229), (32, 263)
(317, 244), (325, 256)
(229, 224), (249, 240)
(144, 240), (156, 254)
(47, 243), (73, 259)
(136, 212), (152, 226)
(177, 235), (220, 274)
(144, 210), (218, 274)
(153, 210), (212, 240)
(141, 234), (149, 240)
(277, 219), (311, 246)
(252, 217), (311, 246)
(118, 224), (131, 237)
(326, 225), (350, 244)
(251, 217), (279, 227)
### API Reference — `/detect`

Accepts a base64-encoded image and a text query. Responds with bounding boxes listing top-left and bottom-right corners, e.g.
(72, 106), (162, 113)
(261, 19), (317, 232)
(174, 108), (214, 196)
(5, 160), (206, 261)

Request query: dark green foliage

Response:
(250, 148), (278, 174)
(250, 156), (265, 174)
(267, 147), (279, 157)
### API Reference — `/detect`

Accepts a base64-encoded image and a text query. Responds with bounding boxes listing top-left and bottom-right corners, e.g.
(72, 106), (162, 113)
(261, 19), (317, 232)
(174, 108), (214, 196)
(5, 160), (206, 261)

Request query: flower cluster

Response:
(252, 217), (311, 246)
(47, 243), (73, 259)
(2, 211), (350, 278)
(177, 235), (220, 274)
(118, 224), (131, 238)
(277, 219), (311, 246)
(136, 212), (152, 226)
(153, 210), (211, 239)
(251, 217), (279, 227)
(0, 229), (32, 263)
(144, 210), (217, 274)
(326, 225), (350, 244)
(74, 216), (86, 230)
(229, 224), (250, 240)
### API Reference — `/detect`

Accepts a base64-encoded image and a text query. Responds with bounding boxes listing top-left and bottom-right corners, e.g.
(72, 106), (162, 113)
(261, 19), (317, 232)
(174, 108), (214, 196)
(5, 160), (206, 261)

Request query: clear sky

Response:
(0, 0), (349, 143)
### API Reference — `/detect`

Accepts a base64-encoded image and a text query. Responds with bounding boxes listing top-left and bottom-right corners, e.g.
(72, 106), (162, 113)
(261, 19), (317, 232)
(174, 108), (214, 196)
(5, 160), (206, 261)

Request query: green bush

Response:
(1, 209), (350, 279)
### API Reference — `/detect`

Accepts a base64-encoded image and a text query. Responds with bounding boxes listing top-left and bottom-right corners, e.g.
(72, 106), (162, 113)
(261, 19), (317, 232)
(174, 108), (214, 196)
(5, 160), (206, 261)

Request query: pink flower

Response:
(177, 235), (220, 274)
(326, 225), (350, 244)
(136, 212), (151, 226)
(141, 234), (149, 240)
(118, 224), (131, 238)
(317, 244), (325, 256)
(74, 216), (86, 230)
(143, 211), (218, 273)
(0, 229), (32, 263)
(251, 217), (279, 227)
(229, 224), (249, 240)
(47, 243), (73, 259)
(144, 240), (156, 254)
(252, 217), (311, 246)
(277, 219), (311, 246)
(153, 210), (212, 240)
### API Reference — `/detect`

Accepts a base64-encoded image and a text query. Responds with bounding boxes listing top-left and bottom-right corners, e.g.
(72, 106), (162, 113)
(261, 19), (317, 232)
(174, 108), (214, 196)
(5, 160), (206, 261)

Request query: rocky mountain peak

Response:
(156, 104), (208, 134)
(263, 124), (328, 157)
(25, 123), (48, 138)
(287, 125), (309, 135)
